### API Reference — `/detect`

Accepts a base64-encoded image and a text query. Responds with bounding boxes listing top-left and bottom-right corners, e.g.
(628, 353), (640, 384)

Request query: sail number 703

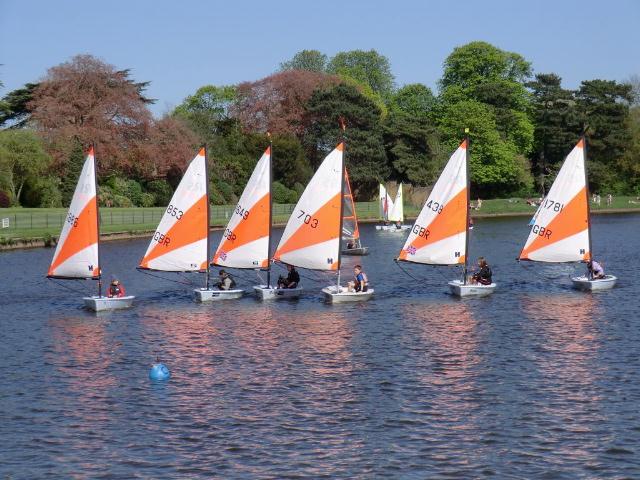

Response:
(298, 210), (319, 228)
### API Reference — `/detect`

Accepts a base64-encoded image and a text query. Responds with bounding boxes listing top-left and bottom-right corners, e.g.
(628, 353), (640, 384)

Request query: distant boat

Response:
(342, 168), (369, 256)
(274, 142), (373, 303)
(398, 137), (496, 297)
(138, 148), (217, 301)
(375, 183), (394, 230)
(518, 137), (616, 291)
(48, 145), (135, 311)
(378, 184), (411, 231)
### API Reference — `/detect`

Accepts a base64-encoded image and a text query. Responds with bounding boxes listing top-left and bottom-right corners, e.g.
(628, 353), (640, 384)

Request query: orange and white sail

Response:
(519, 139), (590, 262)
(139, 148), (209, 271)
(213, 147), (271, 269)
(48, 147), (100, 278)
(342, 169), (360, 242)
(274, 144), (343, 270)
(379, 184), (393, 221)
(388, 184), (404, 222)
(398, 140), (468, 265)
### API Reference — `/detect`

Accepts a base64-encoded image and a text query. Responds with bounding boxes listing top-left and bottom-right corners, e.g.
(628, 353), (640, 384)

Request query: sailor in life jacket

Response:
(217, 270), (237, 290)
(108, 279), (126, 298)
(471, 257), (492, 285)
(348, 264), (369, 293)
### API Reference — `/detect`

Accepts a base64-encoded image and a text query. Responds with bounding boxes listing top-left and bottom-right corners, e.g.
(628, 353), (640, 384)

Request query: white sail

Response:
(519, 139), (589, 262)
(48, 147), (99, 278)
(274, 144), (343, 271)
(213, 147), (271, 269)
(388, 184), (404, 222)
(398, 140), (468, 265)
(379, 184), (393, 221)
(139, 148), (209, 271)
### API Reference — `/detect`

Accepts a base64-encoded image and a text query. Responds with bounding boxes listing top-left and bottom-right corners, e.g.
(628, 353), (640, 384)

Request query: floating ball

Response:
(149, 363), (171, 381)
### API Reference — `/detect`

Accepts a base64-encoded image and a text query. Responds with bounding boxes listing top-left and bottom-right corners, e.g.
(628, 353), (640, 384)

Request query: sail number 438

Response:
(298, 210), (319, 228)
(425, 200), (444, 214)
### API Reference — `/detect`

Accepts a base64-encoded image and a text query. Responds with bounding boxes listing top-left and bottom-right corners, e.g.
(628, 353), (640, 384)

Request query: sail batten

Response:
(398, 140), (468, 265)
(274, 144), (343, 271)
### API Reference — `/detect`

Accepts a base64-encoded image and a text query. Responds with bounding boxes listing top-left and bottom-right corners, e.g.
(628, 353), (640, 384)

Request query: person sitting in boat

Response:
(277, 264), (300, 289)
(587, 259), (606, 279)
(346, 240), (355, 250)
(348, 265), (369, 293)
(395, 220), (402, 230)
(108, 279), (126, 298)
(471, 257), (492, 285)
(217, 270), (236, 290)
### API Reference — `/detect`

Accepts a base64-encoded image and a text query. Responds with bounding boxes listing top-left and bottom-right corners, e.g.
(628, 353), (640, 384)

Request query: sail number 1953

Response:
(298, 210), (319, 228)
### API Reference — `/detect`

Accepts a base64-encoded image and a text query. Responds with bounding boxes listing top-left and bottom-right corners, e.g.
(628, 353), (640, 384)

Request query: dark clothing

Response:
(473, 265), (492, 285)
(354, 272), (368, 292)
(278, 268), (300, 288)
(218, 274), (236, 290)
(108, 284), (125, 298)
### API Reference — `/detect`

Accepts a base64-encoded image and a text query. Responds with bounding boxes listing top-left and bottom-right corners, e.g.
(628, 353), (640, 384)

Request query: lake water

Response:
(1, 214), (640, 478)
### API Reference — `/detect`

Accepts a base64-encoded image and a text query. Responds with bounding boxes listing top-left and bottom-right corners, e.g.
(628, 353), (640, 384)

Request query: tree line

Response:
(1, 42), (638, 209)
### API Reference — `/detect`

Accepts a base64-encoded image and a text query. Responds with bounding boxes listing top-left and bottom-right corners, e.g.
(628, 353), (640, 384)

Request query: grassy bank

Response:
(1, 197), (639, 244)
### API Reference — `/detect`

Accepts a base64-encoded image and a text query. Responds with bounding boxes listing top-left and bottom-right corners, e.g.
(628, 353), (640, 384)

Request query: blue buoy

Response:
(149, 363), (170, 381)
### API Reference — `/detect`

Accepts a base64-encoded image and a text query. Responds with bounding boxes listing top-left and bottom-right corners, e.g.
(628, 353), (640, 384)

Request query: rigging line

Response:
(176, 272), (196, 286)
(138, 268), (195, 286)
(48, 278), (90, 295)
(393, 259), (426, 282)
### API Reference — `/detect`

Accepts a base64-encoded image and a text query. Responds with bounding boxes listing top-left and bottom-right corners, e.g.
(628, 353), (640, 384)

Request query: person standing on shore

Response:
(607, 194), (612, 206)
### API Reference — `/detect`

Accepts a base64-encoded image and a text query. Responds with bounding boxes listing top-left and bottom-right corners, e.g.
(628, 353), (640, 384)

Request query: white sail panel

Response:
(274, 144), (343, 271)
(399, 141), (468, 265)
(213, 148), (270, 269)
(388, 184), (404, 222)
(379, 184), (393, 221)
(139, 149), (209, 271)
(519, 139), (589, 262)
(48, 149), (99, 278)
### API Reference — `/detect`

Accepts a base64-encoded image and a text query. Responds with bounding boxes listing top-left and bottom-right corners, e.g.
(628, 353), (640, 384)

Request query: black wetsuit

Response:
(473, 266), (492, 285)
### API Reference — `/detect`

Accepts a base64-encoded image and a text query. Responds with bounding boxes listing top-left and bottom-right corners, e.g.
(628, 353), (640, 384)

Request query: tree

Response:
(0, 129), (51, 205)
(280, 50), (328, 72)
(389, 84), (436, 118)
(28, 54), (154, 174)
(59, 138), (85, 206)
(173, 85), (236, 139)
(327, 50), (395, 98)
(0, 83), (39, 128)
(232, 70), (339, 136)
(304, 83), (388, 196)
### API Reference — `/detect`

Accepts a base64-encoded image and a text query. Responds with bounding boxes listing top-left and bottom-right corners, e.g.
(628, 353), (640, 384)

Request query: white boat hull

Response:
(448, 280), (496, 297)
(322, 286), (374, 303)
(375, 225), (410, 231)
(341, 246), (369, 255)
(571, 275), (617, 291)
(253, 285), (304, 300)
(194, 288), (244, 302)
(83, 295), (135, 311)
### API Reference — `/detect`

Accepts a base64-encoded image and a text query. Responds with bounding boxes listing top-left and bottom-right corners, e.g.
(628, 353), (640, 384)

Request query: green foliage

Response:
(173, 85), (236, 140)
(0, 82), (38, 127)
(272, 181), (298, 203)
(327, 50), (395, 98)
(146, 179), (173, 206)
(271, 134), (312, 188)
(210, 178), (235, 205)
(390, 84), (436, 118)
(304, 83), (389, 196)
(22, 176), (62, 208)
(280, 50), (328, 72)
(60, 139), (85, 207)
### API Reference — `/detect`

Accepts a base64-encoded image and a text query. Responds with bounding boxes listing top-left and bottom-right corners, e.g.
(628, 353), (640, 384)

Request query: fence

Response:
(0, 202), (387, 237)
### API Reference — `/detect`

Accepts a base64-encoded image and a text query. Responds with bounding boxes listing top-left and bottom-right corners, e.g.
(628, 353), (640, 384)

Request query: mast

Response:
(204, 144), (211, 289)
(337, 119), (347, 288)
(583, 134), (594, 279)
(93, 143), (102, 298)
(462, 130), (471, 285)
(267, 133), (273, 287)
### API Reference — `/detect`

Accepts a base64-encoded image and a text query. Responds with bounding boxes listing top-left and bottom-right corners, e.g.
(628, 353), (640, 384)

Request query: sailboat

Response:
(379, 184), (410, 231)
(375, 183), (394, 230)
(47, 145), (135, 311)
(138, 147), (219, 301)
(274, 141), (374, 303)
(341, 168), (368, 256)
(518, 137), (616, 291)
(398, 137), (496, 297)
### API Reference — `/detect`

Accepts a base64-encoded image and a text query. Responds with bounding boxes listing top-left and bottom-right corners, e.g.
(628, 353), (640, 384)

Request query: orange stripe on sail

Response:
(399, 187), (467, 260)
(519, 186), (589, 260)
(344, 169), (359, 240)
(48, 196), (99, 276)
(274, 192), (341, 259)
(140, 195), (208, 268)
(213, 192), (270, 264)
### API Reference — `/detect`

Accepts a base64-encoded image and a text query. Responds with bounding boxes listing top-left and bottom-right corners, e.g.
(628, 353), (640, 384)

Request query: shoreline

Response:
(2, 207), (640, 251)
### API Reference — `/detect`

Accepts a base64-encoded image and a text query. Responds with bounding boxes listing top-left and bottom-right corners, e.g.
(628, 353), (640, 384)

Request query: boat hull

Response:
(194, 288), (244, 302)
(83, 295), (135, 311)
(571, 275), (617, 291)
(322, 286), (374, 303)
(253, 285), (304, 300)
(341, 246), (369, 256)
(448, 280), (496, 297)
(375, 225), (410, 231)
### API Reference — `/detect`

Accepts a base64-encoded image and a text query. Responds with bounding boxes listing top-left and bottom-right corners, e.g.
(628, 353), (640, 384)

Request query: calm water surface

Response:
(1, 214), (640, 479)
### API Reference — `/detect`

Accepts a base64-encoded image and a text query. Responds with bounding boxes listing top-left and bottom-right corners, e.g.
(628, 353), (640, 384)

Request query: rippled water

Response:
(1, 214), (640, 478)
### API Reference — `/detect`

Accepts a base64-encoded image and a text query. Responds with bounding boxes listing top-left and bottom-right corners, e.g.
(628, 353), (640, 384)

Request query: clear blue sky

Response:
(1, 0), (638, 116)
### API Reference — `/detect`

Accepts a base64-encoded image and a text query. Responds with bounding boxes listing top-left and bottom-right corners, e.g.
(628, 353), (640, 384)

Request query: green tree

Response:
(0, 82), (39, 128)
(0, 129), (51, 205)
(280, 50), (328, 72)
(389, 84), (436, 118)
(327, 50), (395, 98)
(304, 83), (388, 196)
(60, 139), (85, 206)
(173, 85), (236, 140)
